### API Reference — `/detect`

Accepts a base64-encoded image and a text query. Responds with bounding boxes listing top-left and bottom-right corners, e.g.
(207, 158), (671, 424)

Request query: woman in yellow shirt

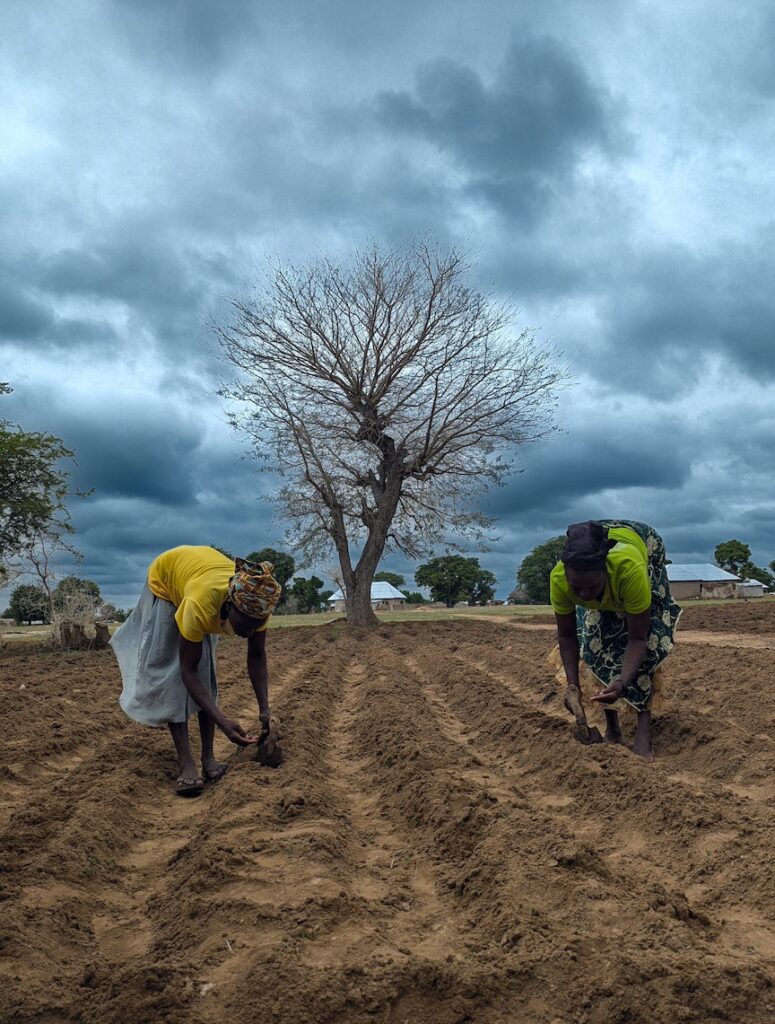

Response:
(111, 546), (282, 795)
(550, 520), (680, 759)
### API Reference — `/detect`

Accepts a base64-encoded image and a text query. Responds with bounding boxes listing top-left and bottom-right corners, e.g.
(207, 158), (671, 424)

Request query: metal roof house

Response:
(666, 563), (740, 600)
(737, 579), (768, 598)
(327, 581), (407, 612)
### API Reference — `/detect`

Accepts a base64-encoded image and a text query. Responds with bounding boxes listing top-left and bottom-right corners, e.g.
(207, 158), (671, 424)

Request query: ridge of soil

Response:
(1, 608), (773, 1023)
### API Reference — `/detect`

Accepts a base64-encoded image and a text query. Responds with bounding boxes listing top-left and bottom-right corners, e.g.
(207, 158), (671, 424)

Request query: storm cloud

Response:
(376, 35), (620, 224)
(2, 0), (775, 604)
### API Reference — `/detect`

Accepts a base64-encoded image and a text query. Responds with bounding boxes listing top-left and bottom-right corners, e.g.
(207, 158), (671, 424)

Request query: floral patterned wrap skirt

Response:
(576, 520), (681, 712)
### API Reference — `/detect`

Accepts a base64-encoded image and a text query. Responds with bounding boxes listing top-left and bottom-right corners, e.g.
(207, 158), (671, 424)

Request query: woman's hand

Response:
(591, 679), (625, 704)
(218, 715), (259, 746)
(563, 684), (587, 725)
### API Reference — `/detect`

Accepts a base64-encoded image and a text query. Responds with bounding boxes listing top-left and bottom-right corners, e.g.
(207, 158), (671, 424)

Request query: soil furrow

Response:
(2, 619), (774, 1024)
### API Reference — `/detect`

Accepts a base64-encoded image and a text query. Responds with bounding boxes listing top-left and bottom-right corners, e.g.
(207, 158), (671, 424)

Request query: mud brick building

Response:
(667, 563), (741, 600)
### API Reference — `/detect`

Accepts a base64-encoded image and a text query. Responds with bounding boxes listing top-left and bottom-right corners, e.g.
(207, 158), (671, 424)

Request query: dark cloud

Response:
(594, 231), (775, 390)
(2, 1), (775, 604)
(108, 0), (262, 74)
(45, 318), (122, 352)
(68, 421), (201, 505)
(376, 35), (620, 223)
(41, 238), (195, 309)
(0, 282), (54, 340)
(484, 422), (692, 520)
(5, 385), (205, 505)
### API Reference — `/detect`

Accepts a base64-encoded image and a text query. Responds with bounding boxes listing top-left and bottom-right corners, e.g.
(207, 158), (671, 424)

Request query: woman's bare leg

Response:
(633, 709), (654, 760)
(198, 710), (227, 781)
(168, 720), (202, 785)
(604, 709), (623, 744)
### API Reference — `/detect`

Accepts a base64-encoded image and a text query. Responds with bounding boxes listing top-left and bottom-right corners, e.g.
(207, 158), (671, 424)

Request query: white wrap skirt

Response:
(110, 582), (218, 726)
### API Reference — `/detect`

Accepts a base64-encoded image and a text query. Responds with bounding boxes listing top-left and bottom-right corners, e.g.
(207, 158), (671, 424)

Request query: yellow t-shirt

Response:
(147, 545), (270, 642)
(549, 527), (651, 616)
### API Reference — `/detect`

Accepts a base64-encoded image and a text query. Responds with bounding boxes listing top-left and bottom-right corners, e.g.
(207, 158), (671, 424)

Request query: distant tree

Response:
(415, 555), (490, 608)
(507, 587), (530, 605)
(9, 584), (50, 624)
(320, 589), (334, 607)
(517, 536), (565, 604)
(290, 575), (326, 613)
(714, 540), (751, 576)
(279, 595), (300, 614)
(739, 562), (773, 586)
(0, 384), (76, 569)
(96, 602), (120, 622)
(211, 545), (234, 559)
(246, 547), (295, 604)
(403, 591), (427, 604)
(51, 575), (101, 612)
(467, 569), (497, 606)
(218, 243), (565, 625)
(374, 571), (405, 589)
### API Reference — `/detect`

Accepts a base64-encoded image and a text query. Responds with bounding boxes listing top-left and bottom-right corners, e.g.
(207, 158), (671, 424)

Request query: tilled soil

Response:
(678, 599), (775, 633)
(1, 614), (773, 1024)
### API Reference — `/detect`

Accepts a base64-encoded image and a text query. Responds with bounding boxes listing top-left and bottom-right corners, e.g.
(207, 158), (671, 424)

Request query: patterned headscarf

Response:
(228, 557), (282, 618)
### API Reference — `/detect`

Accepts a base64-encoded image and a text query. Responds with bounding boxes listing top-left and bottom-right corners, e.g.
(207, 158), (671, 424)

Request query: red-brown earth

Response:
(1, 608), (773, 1023)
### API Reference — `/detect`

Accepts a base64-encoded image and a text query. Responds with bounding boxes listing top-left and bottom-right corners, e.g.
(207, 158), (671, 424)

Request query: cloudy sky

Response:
(3, 0), (775, 605)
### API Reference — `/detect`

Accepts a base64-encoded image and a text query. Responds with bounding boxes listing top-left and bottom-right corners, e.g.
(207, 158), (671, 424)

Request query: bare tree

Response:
(218, 243), (567, 625)
(23, 531), (107, 649)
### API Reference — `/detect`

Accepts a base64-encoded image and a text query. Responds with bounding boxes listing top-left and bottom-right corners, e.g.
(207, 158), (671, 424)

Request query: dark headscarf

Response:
(561, 520), (617, 572)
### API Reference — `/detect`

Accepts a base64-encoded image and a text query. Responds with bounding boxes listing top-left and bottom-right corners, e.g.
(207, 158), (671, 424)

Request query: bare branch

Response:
(217, 241), (569, 623)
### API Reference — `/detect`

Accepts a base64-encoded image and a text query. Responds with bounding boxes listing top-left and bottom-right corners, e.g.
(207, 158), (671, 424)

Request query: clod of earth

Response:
(257, 714), (283, 767)
(573, 722), (604, 745)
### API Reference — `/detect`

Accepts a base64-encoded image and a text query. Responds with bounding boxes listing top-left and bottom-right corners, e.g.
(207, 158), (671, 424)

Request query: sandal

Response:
(175, 774), (205, 797)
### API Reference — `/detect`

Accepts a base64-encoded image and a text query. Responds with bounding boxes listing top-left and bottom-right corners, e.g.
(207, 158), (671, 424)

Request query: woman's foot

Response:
(169, 722), (204, 794)
(202, 757), (228, 782)
(632, 735), (654, 760)
(176, 772), (205, 796)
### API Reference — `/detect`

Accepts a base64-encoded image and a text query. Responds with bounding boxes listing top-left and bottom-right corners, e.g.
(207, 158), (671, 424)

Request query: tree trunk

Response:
(336, 449), (403, 627)
(347, 570), (379, 626)
(94, 622), (110, 648)
(56, 619), (110, 650)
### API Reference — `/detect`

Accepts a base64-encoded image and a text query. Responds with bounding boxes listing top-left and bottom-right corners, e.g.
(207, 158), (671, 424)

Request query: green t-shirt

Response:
(549, 526), (651, 616)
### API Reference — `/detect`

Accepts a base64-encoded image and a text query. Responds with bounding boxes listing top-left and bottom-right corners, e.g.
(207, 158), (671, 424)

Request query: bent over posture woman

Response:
(111, 546), (282, 794)
(550, 520), (680, 760)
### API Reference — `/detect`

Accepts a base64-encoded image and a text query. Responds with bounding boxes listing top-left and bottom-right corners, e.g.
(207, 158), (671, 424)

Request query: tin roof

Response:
(328, 581), (406, 602)
(666, 563), (740, 582)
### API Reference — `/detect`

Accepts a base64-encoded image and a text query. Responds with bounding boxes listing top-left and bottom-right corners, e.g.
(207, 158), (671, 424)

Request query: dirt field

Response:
(678, 599), (775, 634)
(1, 610), (774, 1023)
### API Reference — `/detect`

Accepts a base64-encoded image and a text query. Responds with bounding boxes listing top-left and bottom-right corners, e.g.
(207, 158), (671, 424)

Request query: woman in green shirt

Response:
(550, 519), (681, 759)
